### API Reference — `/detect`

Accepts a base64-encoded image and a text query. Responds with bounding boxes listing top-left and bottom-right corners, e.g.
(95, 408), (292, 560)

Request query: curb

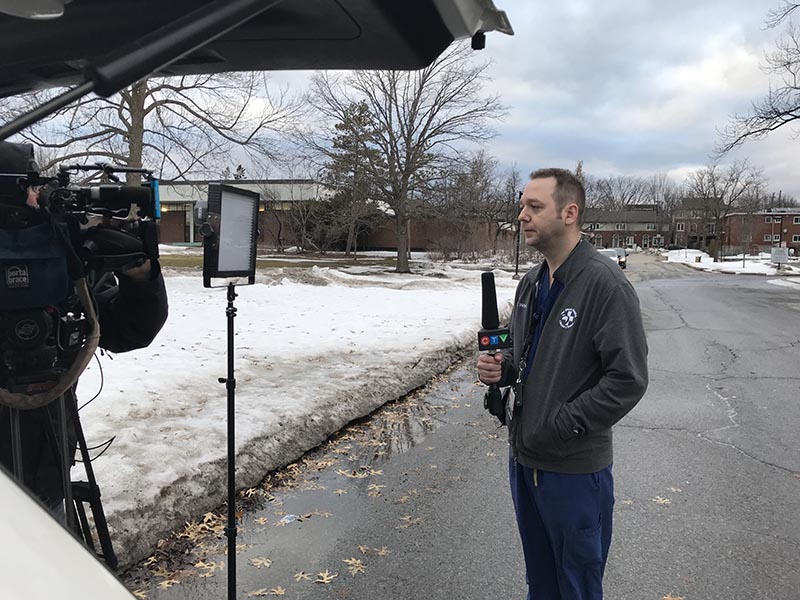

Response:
(109, 306), (511, 569)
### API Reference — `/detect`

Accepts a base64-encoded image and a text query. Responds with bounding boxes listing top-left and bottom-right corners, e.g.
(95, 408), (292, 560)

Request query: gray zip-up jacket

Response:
(499, 240), (648, 473)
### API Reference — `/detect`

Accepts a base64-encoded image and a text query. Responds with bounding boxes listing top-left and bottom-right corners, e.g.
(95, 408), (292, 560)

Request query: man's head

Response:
(518, 168), (585, 253)
(0, 141), (41, 221)
(0, 141), (38, 174)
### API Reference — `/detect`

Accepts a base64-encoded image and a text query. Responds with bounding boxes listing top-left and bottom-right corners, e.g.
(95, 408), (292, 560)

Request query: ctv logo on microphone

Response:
(478, 329), (511, 351)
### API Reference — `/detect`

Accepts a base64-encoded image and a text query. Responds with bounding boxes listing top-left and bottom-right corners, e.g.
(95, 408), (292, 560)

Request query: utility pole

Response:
(513, 190), (522, 279)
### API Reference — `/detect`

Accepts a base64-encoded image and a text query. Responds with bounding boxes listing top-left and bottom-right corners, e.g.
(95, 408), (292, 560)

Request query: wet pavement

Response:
(121, 361), (522, 599)
(119, 255), (800, 599)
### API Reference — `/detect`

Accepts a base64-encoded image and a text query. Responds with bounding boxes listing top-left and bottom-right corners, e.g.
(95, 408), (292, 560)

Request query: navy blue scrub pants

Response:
(509, 456), (614, 600)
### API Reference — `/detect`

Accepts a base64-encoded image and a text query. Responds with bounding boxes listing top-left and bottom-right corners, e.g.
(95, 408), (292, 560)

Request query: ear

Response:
(563, 203), (580, 226)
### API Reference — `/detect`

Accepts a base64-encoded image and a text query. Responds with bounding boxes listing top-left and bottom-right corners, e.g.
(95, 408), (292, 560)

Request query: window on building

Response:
(793, 235), (800, 243)
(626, 236), (635, 246)
(653, 235), (664, 247)
(690, 222), (697, 233)
(765, 216), (772, 223)
(764, 234), (772, 242)
(707, 223), (716, 234)
(642, 235), (650, 248)
(774, 217), (782, 223)
(615, 223), (626, 230)
(773, 234), (780, 242)
(646, 223), (657, 231)
(676, 222), (685, 232)
(794, 216), (800, 225)
(594, 234), (603, 247)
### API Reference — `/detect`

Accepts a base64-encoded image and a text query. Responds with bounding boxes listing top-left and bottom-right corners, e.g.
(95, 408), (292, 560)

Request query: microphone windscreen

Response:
(481, 271), (499, 330)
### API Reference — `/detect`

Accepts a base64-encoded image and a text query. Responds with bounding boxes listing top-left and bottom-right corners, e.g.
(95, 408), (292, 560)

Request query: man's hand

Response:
(477, 352), (504, 385)
(26, 186), (39, 208)
(119, 259), (152, 282)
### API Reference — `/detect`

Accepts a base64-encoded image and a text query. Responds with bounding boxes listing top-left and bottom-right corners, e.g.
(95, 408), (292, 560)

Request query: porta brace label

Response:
(4, 264), (30, 289)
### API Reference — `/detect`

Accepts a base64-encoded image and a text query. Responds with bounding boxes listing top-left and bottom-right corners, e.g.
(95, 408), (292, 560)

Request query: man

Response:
(477, 168), (648, 599)
(0, 140), (169, 518)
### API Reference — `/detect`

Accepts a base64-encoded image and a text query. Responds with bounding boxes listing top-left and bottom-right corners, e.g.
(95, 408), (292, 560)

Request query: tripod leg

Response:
(72, 482), (96, 551)
(9, 408), (24, 480)
(67, 393), (119, 570)
(57, 395), (76, 533)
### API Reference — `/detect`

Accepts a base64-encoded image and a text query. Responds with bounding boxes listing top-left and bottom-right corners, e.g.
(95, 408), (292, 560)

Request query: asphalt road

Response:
(124, 253), (800, 600)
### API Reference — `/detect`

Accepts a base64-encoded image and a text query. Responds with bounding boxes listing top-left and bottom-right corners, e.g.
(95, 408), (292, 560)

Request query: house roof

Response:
(725, 207), (800, 218)
(159, 179), (328, 204)
(584, 207), (659, 223)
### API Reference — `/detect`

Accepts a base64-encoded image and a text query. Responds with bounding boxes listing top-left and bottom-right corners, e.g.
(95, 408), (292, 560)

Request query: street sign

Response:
(771, 247), (789, 264)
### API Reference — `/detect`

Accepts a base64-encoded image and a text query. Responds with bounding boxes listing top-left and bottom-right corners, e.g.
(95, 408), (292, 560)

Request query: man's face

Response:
(518, 177), (566, 250)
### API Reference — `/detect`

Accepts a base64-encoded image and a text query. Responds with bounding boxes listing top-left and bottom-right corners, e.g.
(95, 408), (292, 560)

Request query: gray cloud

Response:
(481, 0), (799, 196)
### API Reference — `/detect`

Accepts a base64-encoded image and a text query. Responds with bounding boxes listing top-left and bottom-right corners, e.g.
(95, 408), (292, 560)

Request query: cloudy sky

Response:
(477, 0), (799, 198)
(271, 0), (797, 199)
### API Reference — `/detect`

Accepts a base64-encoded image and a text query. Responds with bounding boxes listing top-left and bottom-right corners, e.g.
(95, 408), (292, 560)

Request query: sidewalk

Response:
(664, 249), (800, 277)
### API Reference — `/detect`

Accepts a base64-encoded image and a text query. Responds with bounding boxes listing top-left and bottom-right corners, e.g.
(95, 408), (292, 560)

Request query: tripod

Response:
(5, 389), (118, 569)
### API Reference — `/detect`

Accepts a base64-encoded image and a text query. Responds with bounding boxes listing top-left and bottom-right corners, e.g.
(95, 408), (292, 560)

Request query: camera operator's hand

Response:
(119, 259), (152, 282)
(477, 352), (504, 385)
(26, 186), (39, 208)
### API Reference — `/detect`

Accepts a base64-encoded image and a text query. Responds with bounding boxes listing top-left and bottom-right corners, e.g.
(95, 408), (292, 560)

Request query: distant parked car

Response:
(597, 248), (624, 267)
(611, 247), (628, 269)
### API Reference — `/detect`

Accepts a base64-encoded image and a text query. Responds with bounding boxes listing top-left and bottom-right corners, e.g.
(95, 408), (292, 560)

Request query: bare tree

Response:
(254, 157), (320, 252)
(304, 42), (506, 272)
(579, 173), (604, 210)
(1, 73), (301, 182)
(500, 163), (523, 250)
(462, 151), (506, 251)
(685, 160), (765, 259)
(717, 2), (800, 153)
(646, 173), (684, 243)
(767, 2), (800, 30)
(423, 150), (506, 258)
(593, 175), (648, 210)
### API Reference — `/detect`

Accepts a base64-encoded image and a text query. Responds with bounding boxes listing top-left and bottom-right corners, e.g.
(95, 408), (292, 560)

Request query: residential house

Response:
(583, 204), (668, 249)
(723, 207), (800, 255)
(671, 198), (718, 249)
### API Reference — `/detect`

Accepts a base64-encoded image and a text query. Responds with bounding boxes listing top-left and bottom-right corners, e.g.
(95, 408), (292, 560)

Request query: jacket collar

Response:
(551, 239), (595, 284)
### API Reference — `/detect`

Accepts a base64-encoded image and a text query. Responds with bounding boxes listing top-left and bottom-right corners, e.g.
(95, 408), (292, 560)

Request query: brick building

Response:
(671, 198), (718, 249)
(583, 205), (668, 249)
(157, 178), (515, 253)
(157, 179), (327, 245)
(723, 207), (800, 255)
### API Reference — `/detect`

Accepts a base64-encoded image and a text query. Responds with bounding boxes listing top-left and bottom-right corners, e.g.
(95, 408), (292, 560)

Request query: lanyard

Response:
(515, 266), (563, 385)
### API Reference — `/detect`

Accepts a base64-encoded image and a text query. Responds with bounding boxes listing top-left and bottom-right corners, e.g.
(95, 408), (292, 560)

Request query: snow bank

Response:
(77, 266), (517, 566)
(666, 249), (800, 276)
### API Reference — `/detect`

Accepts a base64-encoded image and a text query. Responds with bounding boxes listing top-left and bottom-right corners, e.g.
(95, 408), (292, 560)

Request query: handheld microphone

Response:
(478, 271), (510, 425)
(478, 272), (511, 352)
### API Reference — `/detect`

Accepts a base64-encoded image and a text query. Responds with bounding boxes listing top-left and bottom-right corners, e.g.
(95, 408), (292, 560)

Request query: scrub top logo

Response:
(559, 308), (577, 329)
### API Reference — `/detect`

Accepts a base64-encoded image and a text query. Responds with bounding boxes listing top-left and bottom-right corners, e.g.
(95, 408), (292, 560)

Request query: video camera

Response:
(0, 158), (161, 397)
(0, 162), (160, 271)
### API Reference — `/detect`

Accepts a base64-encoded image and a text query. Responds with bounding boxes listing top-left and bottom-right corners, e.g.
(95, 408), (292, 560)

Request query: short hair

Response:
(529, 167), (586, 226)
